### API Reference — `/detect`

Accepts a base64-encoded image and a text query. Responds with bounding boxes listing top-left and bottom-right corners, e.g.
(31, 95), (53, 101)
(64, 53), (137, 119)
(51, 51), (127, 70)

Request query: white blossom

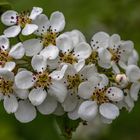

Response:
(1, 7), (43, 37)
(23, 11), (65, 57)
(15, 55), (67, 114)
(78, 73), (124, 123)
(0, 35), (25, 71)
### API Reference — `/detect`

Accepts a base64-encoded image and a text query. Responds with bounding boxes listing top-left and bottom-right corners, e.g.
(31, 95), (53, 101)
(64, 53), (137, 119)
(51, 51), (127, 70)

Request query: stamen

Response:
(91, 87), (110, 104)
(41, 28), (58, 47)
(0, 49), (12, 67)
(17, 11), (32, 28)
(33, 71), (52, 88)
(59, 52), (78, 64)
(0, 77), (13, 96)
(85, 51), (98, 65)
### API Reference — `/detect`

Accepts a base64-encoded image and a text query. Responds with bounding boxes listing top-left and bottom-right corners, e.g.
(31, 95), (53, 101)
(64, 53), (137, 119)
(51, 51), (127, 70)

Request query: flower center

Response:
(0, 49), (12, 67)
(85, 51), (98, 65)
(33, 71), (52, 88)
(17, 11), (32, 28)
(41, 29), (58, 47)
(59, 52), (78, 64)
(108, 48), (121, 63)
(0, 77), (13, 95)
(67, 74), (82, 90)
(91, 87), (109, 105)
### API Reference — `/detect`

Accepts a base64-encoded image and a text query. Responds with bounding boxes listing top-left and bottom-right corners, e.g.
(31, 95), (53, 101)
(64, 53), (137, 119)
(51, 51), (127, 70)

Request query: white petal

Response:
(4, 25), (21, 38)
(80, 64), (97, 80)
(33, 14), (50, 35)
(99, 74), (109, 87)
(124, 95), (134, 111)
(65, 64), (77, 76)
(100, 116), (112, 124)
(68, 111), (79, 120)
(111, 61), (120, 74)
(50, 64), (68, 80)
(99, 103), (119, 120)
(126, 65), (140, 82)
(118, 61), (127, 70)
(130, 82), (140, 101)
(74, 42), (91, 59)
(14, 88), (29, 99)
(1, 10), (17, 26)
(40, 45), (59, 60)
(98, 48), (111, 69)
(106, 87), (124, 101)
(9, 42), (25, 59)
(15, 100), (36, 123)
(50, 11), (65, 32)
(56, 33), (73, 53)
(62, 94), (78, 112)
(29, 88), (47, 106)
(29, 7), (43, 20)
(78, 101), (98, 121)
(78, 81), (94, 99)
(23, 39), (43, 56)
(109, 34), (120, 49)
(128, 49), (139, 65)
(74, 60), (85, 72)
(0, 35), (9, 50)
(3, 62), (16, 71)
(31, 55), (47, 72)
(120, 41), (133, 53)
(53, 103), (65, 116)
(48, 80), (67, 103)
(4, 95), (18, 114)
(0, 69), (14, 81)
(68, 101), (81, 120)
(22, 24), (38, 35)
(37, 95), (57, 115)
(15, 71), (34, 89)
(47, 58), (59, 70)
(91, 32), (109, 49)
(66, 30), (86, 46)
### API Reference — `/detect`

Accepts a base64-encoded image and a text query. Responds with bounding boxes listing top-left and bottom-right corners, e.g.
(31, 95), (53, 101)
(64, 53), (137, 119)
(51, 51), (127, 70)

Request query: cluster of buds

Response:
(0, 7), (139, 124)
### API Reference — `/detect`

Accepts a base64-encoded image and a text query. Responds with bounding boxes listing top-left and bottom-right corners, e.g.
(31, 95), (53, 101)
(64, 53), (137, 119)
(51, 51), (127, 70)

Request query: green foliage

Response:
(55, 114), (81, 139)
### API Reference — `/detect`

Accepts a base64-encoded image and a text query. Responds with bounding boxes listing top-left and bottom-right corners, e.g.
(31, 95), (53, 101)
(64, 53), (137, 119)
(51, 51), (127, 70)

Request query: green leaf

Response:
(0, 0), (12, 14)
(55, 114), (81, 140)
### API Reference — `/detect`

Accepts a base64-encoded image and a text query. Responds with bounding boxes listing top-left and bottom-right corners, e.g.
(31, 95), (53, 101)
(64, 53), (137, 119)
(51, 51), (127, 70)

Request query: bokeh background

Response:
(0, 0), (140, 140)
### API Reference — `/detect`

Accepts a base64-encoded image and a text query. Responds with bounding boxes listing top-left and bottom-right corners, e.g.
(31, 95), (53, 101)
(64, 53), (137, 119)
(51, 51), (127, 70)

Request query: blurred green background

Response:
(0, 0), (140, 140)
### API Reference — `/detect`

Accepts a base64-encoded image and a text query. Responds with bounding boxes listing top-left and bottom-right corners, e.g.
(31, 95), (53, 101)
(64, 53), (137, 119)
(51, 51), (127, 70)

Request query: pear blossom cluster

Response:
(0, 7), (139, 124)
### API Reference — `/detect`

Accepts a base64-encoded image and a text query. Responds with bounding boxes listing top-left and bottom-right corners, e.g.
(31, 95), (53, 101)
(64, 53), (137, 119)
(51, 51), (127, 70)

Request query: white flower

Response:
(0, 36), (25, 71)
(56, 31), (91, 72)
(126, 65), (140, 83)
(0, 69), (29, 114)
(1, 7), (43, 37)
(23, 11), (65, 57)
(15, 55), (67, 114)
(62, 64), (97, 119)
(126, 65), (140, 101)
(78, 73), (124, 123)
(107, 34), (134, 73)
(128, 49), (139, 65)
(87, 32), (111, 68)
(89, 32), (134, 72)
